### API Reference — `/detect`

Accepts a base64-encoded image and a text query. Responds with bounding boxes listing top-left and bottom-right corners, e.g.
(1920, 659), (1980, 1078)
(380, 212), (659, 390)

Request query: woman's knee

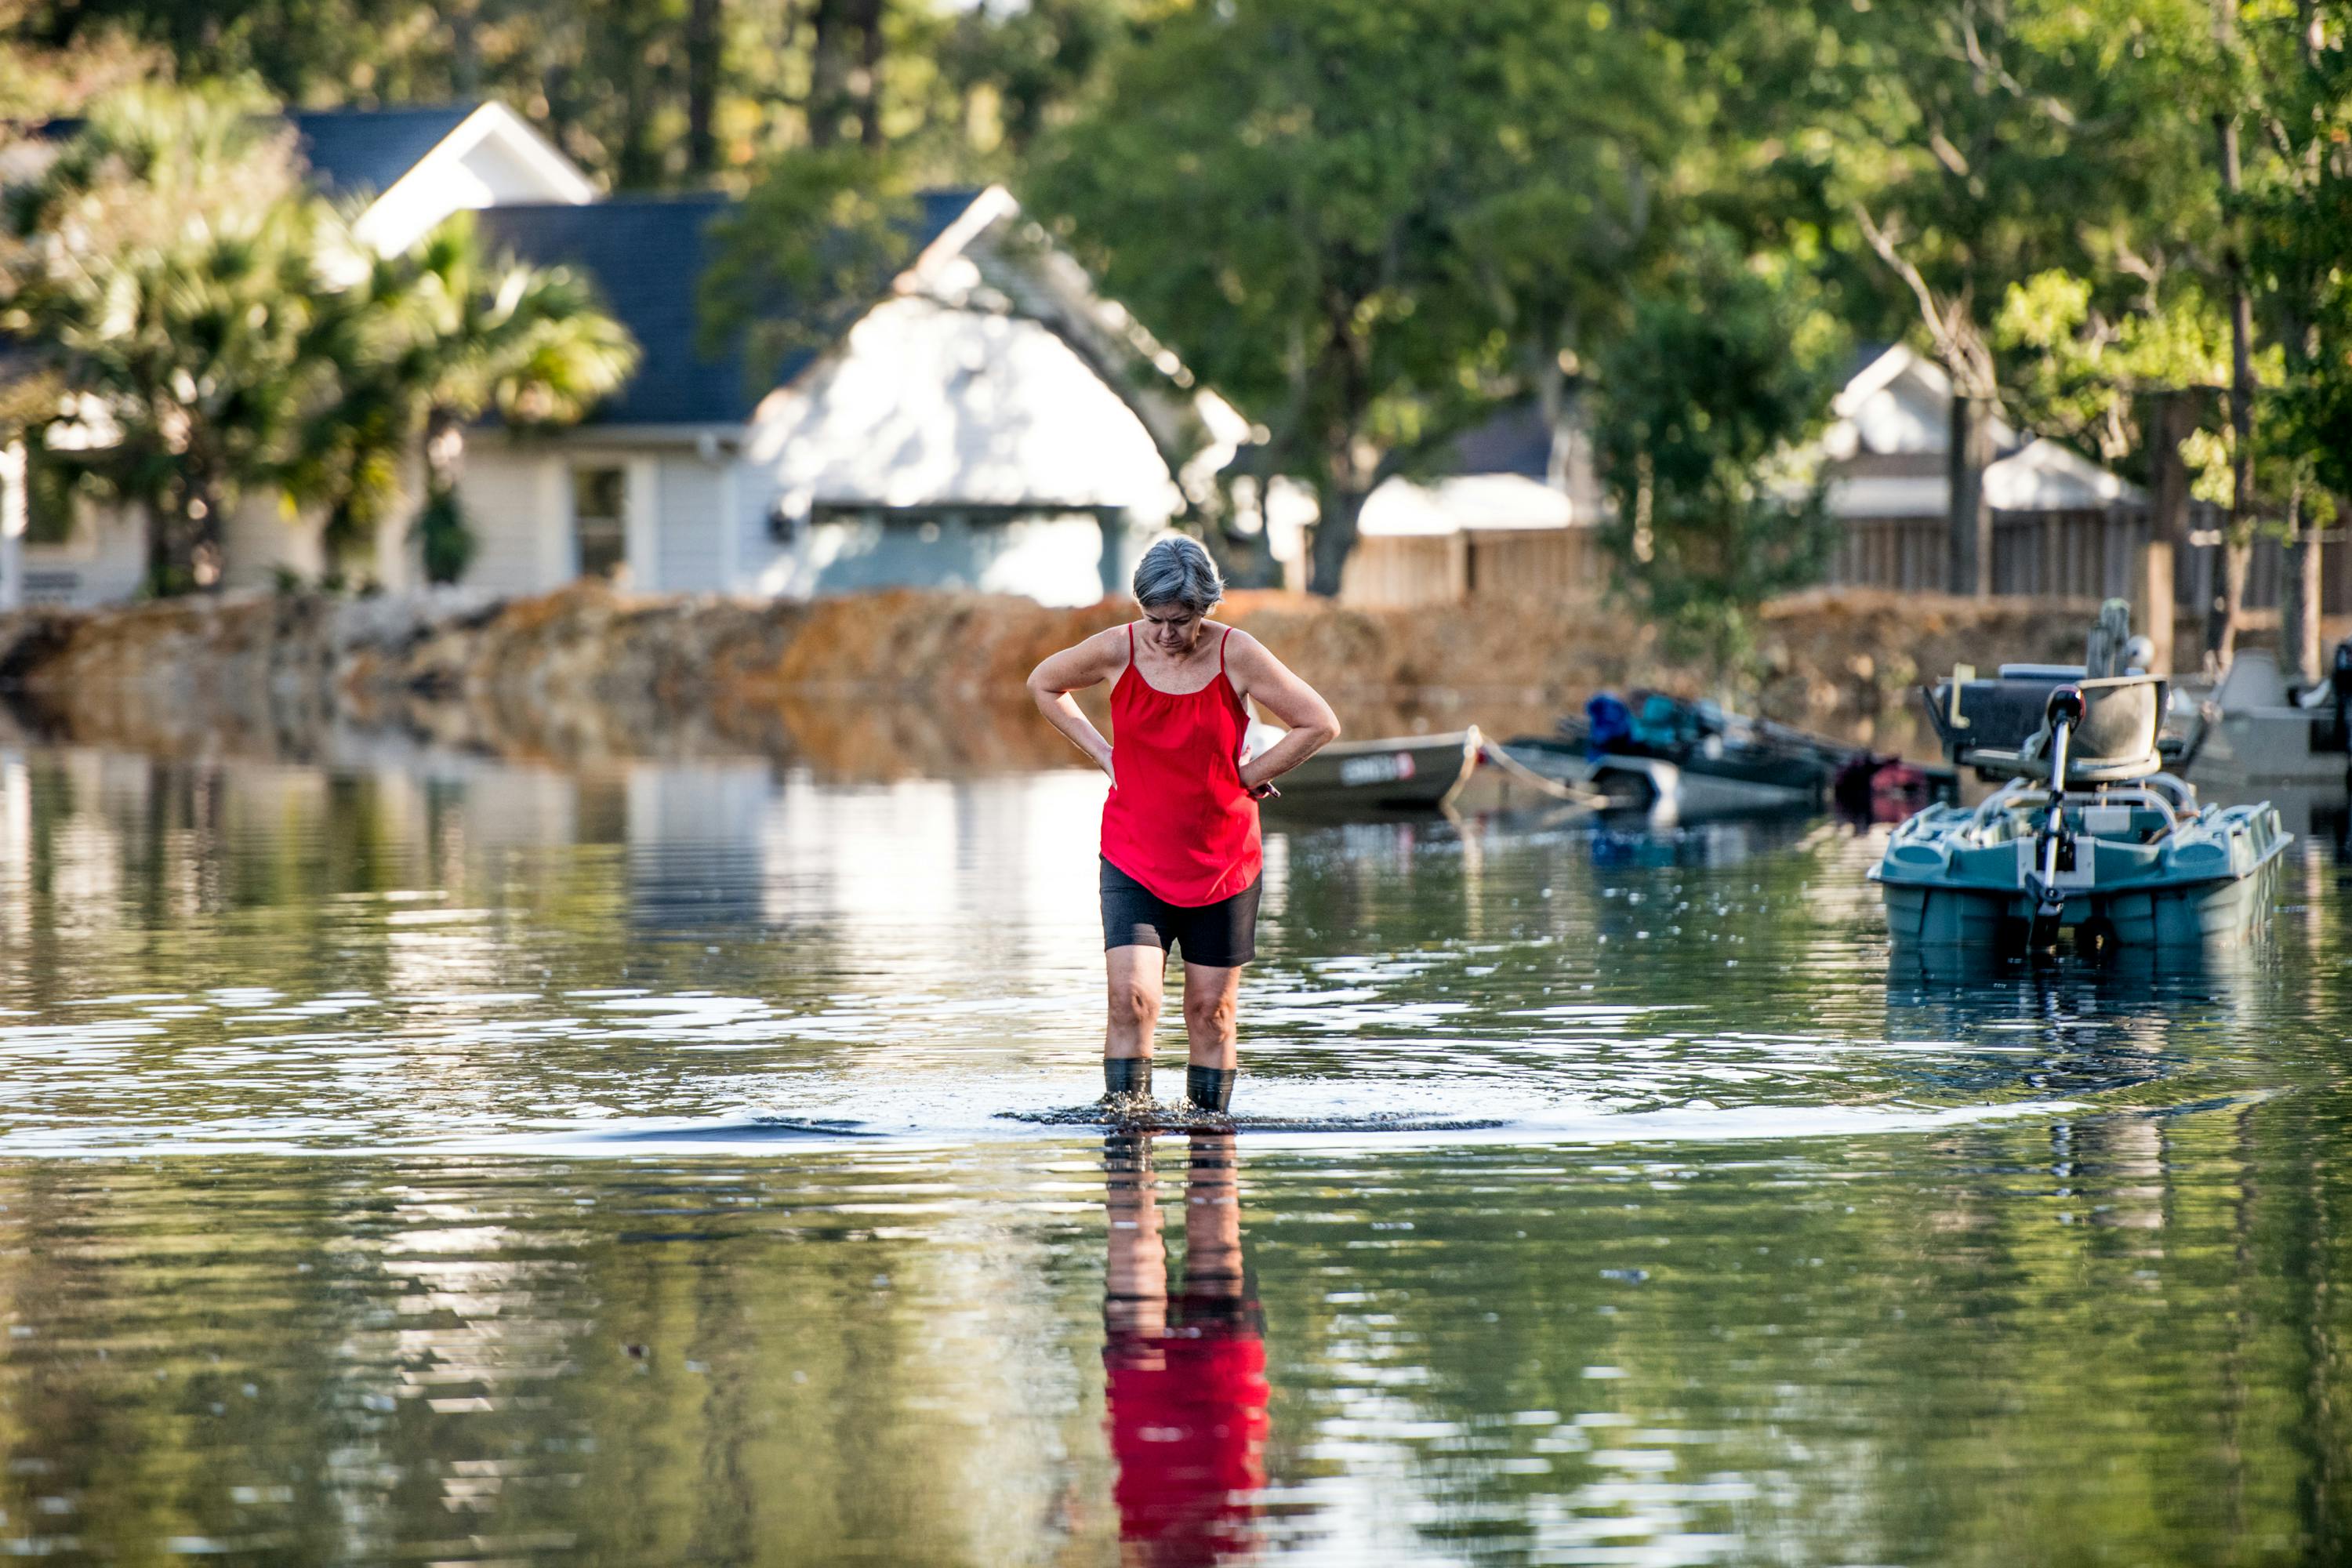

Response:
(1182, 990), (1236, 1035)
(1112, 984), (1161, 1031)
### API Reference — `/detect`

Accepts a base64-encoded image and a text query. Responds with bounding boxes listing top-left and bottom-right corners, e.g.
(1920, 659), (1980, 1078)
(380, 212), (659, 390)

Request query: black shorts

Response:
(1100, 857), (1261, 967)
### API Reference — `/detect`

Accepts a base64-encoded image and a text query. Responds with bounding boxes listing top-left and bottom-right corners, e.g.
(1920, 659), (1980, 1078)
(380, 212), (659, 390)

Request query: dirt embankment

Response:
(0, 584), (2092, 776)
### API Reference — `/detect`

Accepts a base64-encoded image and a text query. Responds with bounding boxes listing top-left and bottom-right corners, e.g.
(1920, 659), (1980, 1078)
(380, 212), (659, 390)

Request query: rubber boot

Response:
(1103, 1057), (1150, 1100)
(1185, 1064), (1236, 1113)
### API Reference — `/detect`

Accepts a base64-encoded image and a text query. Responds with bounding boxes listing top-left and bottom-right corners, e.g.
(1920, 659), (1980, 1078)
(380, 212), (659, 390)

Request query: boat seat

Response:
(1923, 673), (2167, 784)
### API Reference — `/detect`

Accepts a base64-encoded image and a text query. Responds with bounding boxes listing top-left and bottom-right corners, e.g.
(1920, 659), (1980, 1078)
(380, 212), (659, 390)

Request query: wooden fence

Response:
(1341, 527), (1606, 609)
(1828, 504), (2352, 615)
(1342, 506), (2352, 620)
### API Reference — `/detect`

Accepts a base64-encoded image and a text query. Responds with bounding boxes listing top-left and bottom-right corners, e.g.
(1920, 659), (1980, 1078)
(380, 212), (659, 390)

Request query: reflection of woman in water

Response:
(1102, 1131), (1269, 1564)
(1028, 537), (1341, 1112)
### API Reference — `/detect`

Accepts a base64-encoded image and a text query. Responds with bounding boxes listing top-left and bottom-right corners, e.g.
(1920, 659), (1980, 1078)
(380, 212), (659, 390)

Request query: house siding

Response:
(220, 492), (324, 592)
(459, 448), (565, 593)
(654, 455), (728, 593)
(20, 502), (146, 607)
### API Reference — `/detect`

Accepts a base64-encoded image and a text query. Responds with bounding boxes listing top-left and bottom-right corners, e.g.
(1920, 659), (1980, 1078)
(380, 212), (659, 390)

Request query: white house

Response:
(1817, 342), (2145, 524)
(461, 183), (1242, 606)
(6, 104), (1244, 611)
(1356, 400), (1604, 539)
(1334, 344), (2136, 560)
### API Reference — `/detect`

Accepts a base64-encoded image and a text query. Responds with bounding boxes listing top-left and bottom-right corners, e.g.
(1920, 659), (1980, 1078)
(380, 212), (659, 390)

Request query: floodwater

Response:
(2, 743), (2350, 1565)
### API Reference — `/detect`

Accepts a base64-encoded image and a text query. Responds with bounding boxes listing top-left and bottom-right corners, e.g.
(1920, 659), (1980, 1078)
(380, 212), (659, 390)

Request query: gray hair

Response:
(1131, 535), (1223, 615)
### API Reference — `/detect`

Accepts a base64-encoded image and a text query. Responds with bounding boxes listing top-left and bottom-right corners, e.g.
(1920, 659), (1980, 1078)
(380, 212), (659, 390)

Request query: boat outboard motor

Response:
(2332, 640), (2352, 754)
(2025, 684), (2087, 946)
(2084, 599), (2132, 680)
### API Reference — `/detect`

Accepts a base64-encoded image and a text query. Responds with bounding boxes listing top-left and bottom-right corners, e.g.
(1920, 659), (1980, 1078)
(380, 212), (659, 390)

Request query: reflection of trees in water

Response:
(1237, 1103), (2352, 1566)
(0, 1154), (1117, 1562)
(1584, 811), (1824, 872)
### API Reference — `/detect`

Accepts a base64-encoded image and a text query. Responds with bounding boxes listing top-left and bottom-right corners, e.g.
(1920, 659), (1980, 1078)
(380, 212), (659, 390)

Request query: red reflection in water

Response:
(1102, 1131), (1269, 1566)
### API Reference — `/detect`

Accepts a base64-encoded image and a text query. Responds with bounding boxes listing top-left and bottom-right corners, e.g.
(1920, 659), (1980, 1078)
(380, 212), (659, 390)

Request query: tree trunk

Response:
(2213, 539), (2252, 670)
(618, 49), (661, 188)
(808, 0), (855, 149)
(147, 473), (220, 597)
(2148, 390), (2201, 554)
(2209, 0), (2258, 670)
(144, 493), (189, 597)
(449, 1), (481, 96)
(2145, 388), (2205, 675)
(1947, 392), (1994, 597)
(685, 0), (722, 176)
(419, 408), (474, 586)
(2285, 491), (2323, 688)
(1195, 520), (1278, 592)
(426, 408), (464, 504)
(855, 0), (886, 148)
(1308, 479), (1367, 599)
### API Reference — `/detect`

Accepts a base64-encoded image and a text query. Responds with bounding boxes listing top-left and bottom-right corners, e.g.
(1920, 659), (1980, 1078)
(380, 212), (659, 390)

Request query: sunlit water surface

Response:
(2, 745), (2350, 1564)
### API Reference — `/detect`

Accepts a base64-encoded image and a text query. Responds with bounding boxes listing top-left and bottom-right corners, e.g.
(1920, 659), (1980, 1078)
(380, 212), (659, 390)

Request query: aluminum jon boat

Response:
(1872, 666), (2290, 954)
(1252, 725), (1483, 815)
(2168, 642), (2352, 789)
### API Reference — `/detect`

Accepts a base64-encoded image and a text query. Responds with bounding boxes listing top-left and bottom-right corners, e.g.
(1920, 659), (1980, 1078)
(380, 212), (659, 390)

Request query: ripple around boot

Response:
(1000, 1102), (1506, 1133)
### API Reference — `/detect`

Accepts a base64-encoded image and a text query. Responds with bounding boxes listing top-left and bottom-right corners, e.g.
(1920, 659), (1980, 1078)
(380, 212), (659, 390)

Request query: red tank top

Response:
(1101, 624), (1264, 906)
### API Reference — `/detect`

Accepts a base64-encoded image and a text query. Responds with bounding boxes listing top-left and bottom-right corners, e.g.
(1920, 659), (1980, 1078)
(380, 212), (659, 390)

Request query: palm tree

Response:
(0, 85), (344, 594)
(302, 214), (637, 585)
(6, 90), (636, 593)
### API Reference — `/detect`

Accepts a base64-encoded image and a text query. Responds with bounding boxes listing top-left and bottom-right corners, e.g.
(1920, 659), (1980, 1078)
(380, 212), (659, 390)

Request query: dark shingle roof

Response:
(34, 103), (484, 198)
(477, 188), (985, 426)
(288, 104), (480, 197)
(1447, 401), (1555, 479)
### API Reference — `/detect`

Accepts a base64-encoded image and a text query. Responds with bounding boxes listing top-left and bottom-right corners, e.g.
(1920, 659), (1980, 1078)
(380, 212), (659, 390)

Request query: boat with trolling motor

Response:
(1873, 608), (2290, 955)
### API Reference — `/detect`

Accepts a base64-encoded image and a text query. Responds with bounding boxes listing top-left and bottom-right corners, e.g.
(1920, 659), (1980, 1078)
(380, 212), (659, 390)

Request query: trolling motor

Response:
(2024, 684), (2086, 947)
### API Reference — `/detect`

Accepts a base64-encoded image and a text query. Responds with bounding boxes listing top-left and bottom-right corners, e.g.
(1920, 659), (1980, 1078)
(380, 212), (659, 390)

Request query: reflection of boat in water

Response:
(1876, 636), (2290, 956)
(1586, 812), (1824, 869)
(1883, 956), (2256, 1098)
(1495, 691), (1951, 822)
(2169, 644), (2352, 789)
(1253, 724), (1483, 815)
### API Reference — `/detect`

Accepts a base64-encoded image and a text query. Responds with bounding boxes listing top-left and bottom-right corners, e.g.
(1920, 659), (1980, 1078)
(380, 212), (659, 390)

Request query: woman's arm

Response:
(1225, 632), (1341, 792)
(1025, 628), (1125, 780)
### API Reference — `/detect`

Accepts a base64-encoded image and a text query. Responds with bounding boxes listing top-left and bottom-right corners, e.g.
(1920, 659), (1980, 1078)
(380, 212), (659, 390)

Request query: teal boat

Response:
(1873, 627), (2290, 954)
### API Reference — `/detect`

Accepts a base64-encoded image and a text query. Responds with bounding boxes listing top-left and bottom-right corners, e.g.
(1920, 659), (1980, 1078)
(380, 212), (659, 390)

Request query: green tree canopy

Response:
(1030, 0), (1683, 593)
(295, 212), (639, 585)
(1592, 236), (1847, 681)
(0, 82), (347, 593)
(699, 143), (916, 394)
(12, 0), (1155, 190)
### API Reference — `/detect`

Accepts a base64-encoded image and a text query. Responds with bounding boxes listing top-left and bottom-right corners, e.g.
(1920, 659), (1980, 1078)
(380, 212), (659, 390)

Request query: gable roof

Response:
(26, 100), (593, 221)
(288, 104), (479, 197)
(1446, 400), (1555, 480)
(477, 187), (986, 426)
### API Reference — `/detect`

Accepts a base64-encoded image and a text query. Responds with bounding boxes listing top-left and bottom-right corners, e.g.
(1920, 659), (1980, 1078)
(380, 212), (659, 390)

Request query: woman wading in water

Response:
(1027, 537), (1341, 1112)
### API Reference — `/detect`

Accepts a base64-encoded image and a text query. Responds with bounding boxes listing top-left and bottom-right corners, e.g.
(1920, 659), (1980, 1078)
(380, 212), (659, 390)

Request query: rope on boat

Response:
(1477, 742), (1610, 809)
